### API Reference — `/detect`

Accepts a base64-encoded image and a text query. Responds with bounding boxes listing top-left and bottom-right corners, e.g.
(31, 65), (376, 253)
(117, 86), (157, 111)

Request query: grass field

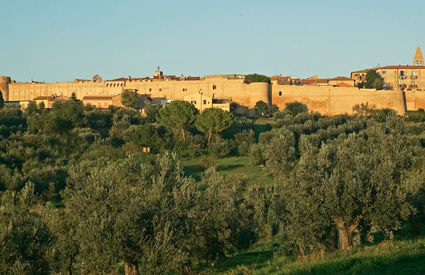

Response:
(182, 156), (274, 186)
(200, 238), (425, 274)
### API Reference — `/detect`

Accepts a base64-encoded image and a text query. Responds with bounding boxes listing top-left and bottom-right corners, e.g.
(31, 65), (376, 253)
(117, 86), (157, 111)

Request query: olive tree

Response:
(283, 126), (414, 252)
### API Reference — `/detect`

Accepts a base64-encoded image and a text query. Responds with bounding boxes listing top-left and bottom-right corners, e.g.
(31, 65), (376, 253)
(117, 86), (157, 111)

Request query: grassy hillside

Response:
(201, 238), (425, 274)
(182, 156), (274, 186)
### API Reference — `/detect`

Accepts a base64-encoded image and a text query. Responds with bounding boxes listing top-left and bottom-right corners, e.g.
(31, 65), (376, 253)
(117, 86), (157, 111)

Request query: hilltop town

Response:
(2, 47), (425, 116)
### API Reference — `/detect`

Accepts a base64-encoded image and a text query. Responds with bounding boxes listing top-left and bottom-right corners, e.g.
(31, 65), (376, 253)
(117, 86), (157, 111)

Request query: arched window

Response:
(278, 91), (283, 96)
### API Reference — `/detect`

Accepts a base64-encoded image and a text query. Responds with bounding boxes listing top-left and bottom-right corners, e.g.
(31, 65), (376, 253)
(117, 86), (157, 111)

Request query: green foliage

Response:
(208, 137), (236, 158)
(244, 74), (271, 84)
(158, 100), (198, 141)
(283, 101), (308, 116)
(254, 101), (279, 118)
(124, 124), (164, 152)
(278, 126), (414, 254)
(235, 130), (255, 156)
(121, 89), (143, 109)
(144, 103), (161, 123)
(0, 183), (52, 274)
(364, 70), (384, 90)
(199, 155), (216, 170)
(195, 108), (234, 143)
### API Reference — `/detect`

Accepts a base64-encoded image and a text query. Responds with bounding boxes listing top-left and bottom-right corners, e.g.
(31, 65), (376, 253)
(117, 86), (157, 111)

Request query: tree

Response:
(0, 183), (53, 274)
(284, 101), (308, 116)
(0, 91), (4, 109)
(364, 70), (384, 90)
(244, 73), (270, 84)
(62, 154), (193, 274)
(121, 90), (147, 110)
(282, 127), (414, 252)
(195, 108), (234, 143)
(254, 100), (279, 117)
(144, 103), (161, 123)
(158, 100), (198, 141)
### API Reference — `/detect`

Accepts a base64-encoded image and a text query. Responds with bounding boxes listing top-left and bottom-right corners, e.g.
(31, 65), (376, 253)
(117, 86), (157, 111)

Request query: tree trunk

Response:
(181, 128), (186, 141)
(337, 225), (351, 251)
(124, 263), (138, 275)
(335, 216), (361, 251)
(207, 130), (212, 144)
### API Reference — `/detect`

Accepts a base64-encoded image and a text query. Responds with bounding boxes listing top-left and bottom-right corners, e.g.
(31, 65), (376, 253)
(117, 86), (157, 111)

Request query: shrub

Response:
(199, 155), (216, 170)
(208, 138), (235, 158)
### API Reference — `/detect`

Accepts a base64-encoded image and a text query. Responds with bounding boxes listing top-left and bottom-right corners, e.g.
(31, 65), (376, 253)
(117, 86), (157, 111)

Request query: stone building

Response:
(351, 47), (425, 91)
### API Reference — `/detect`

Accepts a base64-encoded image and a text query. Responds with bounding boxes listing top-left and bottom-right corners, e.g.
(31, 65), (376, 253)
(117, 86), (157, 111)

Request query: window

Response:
(278, 91), (282, 96)
(416, 61), (419, 66)
(400, 71), (405, 76)
(149, 88), (152, 92)
(190, 100), (196, 105)
(382, 71), (386, 75)
(159, 88), (162, 91)
(182, 88), (187, 91)
(213, 85), (216, 90)
(203, 100), (207, 104)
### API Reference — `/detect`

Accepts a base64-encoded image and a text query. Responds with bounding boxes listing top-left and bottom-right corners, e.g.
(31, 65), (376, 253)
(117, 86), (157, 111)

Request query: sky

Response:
(1, 0), (425, 82)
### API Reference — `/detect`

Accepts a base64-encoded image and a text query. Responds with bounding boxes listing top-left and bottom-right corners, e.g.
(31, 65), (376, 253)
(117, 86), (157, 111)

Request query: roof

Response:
(330, 76), (353, 81)
(351, 69), (369, 74)
(109, 78), (128, 82)
(333, 82), (354, 87)
(378, 65), (425, 70)
(302, 78), (328, 84)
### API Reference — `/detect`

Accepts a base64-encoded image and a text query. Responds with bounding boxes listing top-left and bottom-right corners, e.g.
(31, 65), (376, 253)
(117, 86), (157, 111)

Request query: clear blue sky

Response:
(2, 0), (425, 82)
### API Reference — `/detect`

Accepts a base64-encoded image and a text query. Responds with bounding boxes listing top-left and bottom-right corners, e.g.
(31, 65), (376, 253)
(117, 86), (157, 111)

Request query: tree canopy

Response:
(158, 100), (198, 141)
(364, 70), (384, 90)
(244, 73), (270, 84)
(195, 108), (234, 143)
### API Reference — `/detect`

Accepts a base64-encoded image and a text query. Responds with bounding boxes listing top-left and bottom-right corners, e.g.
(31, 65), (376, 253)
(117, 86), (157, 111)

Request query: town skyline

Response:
(2, 0), (425, 82)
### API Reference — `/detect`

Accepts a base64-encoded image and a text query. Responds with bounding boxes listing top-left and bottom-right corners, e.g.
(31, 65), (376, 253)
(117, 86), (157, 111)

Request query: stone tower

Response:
(0, 76), (11, 102)
(414, 46), (424, 66)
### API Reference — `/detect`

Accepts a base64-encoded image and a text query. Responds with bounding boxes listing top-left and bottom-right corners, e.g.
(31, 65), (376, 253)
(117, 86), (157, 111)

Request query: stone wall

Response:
(5, 76), (418, 115)
(272, 83), (406, 115)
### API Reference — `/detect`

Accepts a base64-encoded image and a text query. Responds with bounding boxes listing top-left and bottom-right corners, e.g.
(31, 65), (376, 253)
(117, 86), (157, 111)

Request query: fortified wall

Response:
(8, 73), (425, 115)
(271, 82), (407, 115)
(6, 76), (270, 108)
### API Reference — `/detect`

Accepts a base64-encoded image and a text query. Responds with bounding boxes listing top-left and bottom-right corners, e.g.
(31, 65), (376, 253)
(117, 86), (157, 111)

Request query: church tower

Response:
(414, 46), (424, 66)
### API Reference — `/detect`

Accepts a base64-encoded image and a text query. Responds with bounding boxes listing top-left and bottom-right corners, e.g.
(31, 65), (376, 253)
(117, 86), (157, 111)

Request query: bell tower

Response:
(414, 46), (424, 66)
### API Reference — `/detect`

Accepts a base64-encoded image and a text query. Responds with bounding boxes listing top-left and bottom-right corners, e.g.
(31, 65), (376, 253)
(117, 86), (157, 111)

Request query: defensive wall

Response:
(10, 74), (425, 115)
(271, 82), (407, 115)
(405, 91), (425, 111)
(6, 76), (270, 108)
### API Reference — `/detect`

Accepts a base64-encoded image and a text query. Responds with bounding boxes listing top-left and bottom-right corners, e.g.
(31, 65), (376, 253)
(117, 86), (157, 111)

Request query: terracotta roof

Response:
(109, 78), (128, 81)
(333, 82), (354, 87)
(351, 69), (369, 74)
(302, 78), (328, 84)
(330, 76), (353, 81)
(379, 65), (425, 70)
